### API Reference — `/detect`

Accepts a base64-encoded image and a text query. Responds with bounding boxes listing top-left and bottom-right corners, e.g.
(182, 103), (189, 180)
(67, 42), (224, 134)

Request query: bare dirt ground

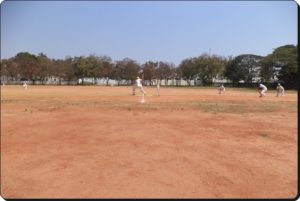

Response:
(0, 85), (298, 198)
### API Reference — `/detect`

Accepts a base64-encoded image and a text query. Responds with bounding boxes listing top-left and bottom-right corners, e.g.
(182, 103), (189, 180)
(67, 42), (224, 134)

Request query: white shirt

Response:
(277, 85), (284, 91)
(259, 84), (267, 90)
(136, 78), (142, 87)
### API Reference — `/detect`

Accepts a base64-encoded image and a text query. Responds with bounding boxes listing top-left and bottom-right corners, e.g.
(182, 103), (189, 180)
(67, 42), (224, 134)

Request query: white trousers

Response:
(259, 89), (267, 97)
(133, 85), (146, 95)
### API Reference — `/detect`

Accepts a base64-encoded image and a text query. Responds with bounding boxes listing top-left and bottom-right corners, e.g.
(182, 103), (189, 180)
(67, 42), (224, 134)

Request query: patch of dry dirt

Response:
(1, 85), (297, 198)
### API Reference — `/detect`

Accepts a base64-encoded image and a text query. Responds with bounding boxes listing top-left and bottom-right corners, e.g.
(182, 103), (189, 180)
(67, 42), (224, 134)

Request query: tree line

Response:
(0, 44), (297, 89)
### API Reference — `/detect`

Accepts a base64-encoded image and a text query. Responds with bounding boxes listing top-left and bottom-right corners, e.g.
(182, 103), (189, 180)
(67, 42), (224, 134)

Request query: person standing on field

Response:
(23, 81), (28, 90)
(276, 83), (284, 97)
(257, 83), (267, 97)
(132, 76), (146, 96)
(156, 79), (160, 96)
(218, 84), (225, 94)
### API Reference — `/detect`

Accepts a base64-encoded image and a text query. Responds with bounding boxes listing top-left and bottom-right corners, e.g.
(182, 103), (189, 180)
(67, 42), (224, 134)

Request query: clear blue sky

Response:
(1, 1), (297, 65)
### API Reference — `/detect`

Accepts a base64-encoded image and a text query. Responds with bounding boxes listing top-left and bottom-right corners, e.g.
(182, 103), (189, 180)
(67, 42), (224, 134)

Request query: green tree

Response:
(86, 55), (102, 84)
(260, 45), (297, 88)
(195, 54), (226, 85)
(14, 52), (39, 84)
(240, 54), (262, 83)
(272, 45), (298, 87)
(73, 56), (90, 85)
(260, 54), (275, 82)
(224, 55), (249, 83)
(178, 58), (197, 86)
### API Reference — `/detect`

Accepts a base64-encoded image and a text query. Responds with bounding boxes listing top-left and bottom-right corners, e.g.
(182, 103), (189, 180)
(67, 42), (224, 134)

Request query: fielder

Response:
(156, 79), (160, 96)
(257, 83), (267, 97)
(276, 83), (284, 97)
(132, 76), (146, 96)
(23, 81), (28, 90)
(218, 84), (225, 94)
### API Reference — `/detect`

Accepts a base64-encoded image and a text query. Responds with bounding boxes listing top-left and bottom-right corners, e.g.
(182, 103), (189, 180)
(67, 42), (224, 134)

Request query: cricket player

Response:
(156, 79), (160, 96)
(132, 76), (146, 96)
(257, 83), (267, 97)
(23, 81), (28, 90)
(276, 83), (284, 97)
(218, 84), (225, 94)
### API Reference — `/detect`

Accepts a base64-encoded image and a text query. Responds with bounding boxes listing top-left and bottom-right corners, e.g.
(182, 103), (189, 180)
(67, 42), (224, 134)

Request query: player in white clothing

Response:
(23, 81), (28, 90)
(132, 76), (146, 96)
(257, 83), (267, 97)
(276, 83), (284, 97)
(218, 84), (225, 94)
(156, 79), (160, 96)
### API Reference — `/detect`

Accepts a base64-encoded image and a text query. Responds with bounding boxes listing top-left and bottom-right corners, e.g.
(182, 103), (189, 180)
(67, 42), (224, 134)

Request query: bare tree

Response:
(116, 58), (140, 85)
(142, 61), (156, 86)
(37, 53), (53, 84)
(98, 56), (114, 86)
(155, 62), (174, 86)
(1, 58), (19, 82)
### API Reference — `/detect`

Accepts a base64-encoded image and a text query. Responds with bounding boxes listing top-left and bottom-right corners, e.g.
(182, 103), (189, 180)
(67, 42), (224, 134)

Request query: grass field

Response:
(1, 85), (298, 198)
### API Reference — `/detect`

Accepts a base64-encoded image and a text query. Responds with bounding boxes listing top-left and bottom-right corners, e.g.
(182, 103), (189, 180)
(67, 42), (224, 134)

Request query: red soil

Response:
(1, 85), (297, 198)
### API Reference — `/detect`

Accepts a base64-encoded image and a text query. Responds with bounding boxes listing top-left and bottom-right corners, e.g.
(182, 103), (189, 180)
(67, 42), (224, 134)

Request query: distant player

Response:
(23, 81), (28, 90)
(218, 84), (225, 94)
(156, 79), (160, 96)
(257, 83), (267, 97)
(132, 76), (146, 96)
(276, 83), (284, 97)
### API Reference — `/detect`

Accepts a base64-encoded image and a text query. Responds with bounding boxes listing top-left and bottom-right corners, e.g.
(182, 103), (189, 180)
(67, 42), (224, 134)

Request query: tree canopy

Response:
(225, 54), (263, 83)
(1, 44), (297, 89)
